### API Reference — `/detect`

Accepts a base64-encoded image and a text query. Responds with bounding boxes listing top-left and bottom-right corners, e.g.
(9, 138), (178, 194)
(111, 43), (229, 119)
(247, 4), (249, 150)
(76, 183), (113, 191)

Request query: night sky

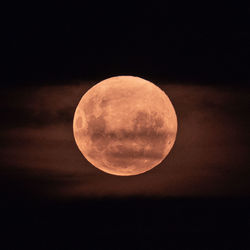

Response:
(1, 3), (249, 250)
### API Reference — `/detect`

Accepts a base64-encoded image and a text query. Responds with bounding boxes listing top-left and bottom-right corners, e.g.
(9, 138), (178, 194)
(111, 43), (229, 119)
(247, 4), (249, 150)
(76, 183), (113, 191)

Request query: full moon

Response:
(73, 76), (177, 176)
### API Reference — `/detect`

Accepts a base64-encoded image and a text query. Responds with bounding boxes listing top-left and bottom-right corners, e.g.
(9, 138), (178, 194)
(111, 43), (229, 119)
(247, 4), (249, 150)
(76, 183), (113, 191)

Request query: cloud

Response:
(0, 82), (249, 199)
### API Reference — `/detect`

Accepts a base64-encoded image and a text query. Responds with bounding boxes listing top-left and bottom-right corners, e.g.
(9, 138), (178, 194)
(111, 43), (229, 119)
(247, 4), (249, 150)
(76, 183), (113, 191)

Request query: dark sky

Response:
(1, 2), (249, 85)
(0, 3), (250, 250)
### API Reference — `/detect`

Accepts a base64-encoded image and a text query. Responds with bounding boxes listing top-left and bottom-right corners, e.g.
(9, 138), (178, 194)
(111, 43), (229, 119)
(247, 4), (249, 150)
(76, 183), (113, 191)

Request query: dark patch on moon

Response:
(85, 110), (171, 170)
(134, 111), (164, 131)
(105, 144), (165, 160)
(87, 115), (106, 142)
(86, 115), (110, 152)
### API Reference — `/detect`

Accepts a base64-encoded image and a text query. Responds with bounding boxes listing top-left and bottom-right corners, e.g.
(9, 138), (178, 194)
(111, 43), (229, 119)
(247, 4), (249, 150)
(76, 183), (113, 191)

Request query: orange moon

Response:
(73, 76), (177, 176)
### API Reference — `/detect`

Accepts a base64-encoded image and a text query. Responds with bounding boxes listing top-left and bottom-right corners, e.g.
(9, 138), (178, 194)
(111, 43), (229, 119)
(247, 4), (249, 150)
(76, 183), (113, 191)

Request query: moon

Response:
(73, 76), (177, 176)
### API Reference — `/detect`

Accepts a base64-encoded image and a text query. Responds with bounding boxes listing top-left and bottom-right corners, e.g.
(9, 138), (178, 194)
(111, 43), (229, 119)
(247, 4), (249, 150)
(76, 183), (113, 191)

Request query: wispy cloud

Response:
(0, 82), (249, 199)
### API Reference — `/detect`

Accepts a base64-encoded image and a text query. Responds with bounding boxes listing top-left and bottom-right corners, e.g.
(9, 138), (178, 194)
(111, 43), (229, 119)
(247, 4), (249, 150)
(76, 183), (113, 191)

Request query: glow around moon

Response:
(73, 76), (177, 176)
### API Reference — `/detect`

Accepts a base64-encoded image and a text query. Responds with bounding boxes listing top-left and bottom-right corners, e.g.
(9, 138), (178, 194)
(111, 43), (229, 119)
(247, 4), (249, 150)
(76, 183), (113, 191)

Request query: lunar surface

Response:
(73, 76), (177, 176)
